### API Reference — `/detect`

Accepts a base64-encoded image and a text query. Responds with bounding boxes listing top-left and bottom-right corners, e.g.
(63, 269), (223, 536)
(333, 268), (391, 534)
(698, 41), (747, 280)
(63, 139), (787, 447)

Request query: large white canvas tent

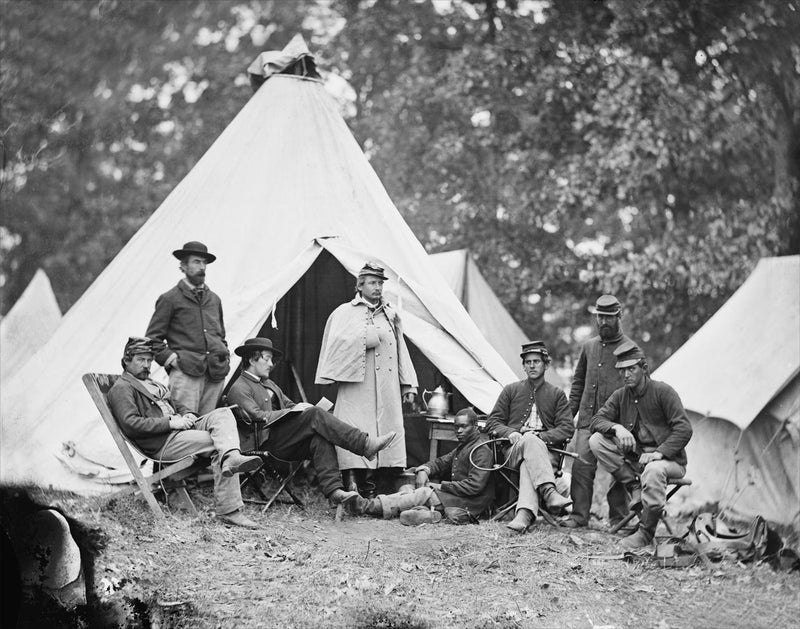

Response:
(429, 249), (528, 376)
(1, 269), (62, 378)
(0, 39), (517, 494)
(653, 256), (800, 534)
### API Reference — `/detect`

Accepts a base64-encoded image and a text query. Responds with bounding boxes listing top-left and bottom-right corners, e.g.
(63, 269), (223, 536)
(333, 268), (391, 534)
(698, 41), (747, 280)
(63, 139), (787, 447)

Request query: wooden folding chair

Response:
(609, 477), (693, 535)
(489, 438), (568, 527)
(222, 399), (305, 513)
(82, 373), (205, 522)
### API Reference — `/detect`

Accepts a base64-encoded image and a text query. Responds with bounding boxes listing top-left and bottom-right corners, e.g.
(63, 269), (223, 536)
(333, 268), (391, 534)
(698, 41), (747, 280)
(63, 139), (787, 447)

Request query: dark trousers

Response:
(570, 427), (629, 525)
(264, 407), (369, 497)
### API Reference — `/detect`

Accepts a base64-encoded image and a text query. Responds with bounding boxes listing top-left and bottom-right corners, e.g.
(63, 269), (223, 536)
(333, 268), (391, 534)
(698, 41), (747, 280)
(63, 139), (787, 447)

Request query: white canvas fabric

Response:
(0, 66), (517, 493)
(654, 256), (799, 533)
(429, 249), (529, 377)
(1, 269), (62, 378)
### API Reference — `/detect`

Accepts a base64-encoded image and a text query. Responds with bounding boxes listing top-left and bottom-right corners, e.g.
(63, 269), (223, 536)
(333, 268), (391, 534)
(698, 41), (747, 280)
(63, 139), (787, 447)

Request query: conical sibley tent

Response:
(653, 256), (800, 534)
(0, 39), (517, 493)
(429, 249), (529, 375)
(1, 269), (62, 378)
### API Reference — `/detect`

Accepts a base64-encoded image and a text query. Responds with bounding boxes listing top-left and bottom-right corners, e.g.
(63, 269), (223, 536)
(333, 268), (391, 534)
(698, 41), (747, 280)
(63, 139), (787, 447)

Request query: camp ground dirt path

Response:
(23, 486), (799, 629)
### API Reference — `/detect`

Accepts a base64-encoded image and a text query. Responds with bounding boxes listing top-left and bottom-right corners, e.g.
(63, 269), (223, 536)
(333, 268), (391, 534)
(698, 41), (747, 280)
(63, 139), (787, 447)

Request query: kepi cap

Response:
(172, 241), (217, 263)
(614, 340), (645, 368)
(234, 337), (283, 358)
(589, 294), (622, 315)
(520, 340), (550, 359)
(123, 336), (165, 360)
(357, 261), (388, 281)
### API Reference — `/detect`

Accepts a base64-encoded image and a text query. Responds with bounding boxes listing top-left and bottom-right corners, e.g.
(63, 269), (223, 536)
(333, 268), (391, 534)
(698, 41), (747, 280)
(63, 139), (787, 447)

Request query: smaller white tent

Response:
(1, 269), (62, 379)
(654, 256), (800, 534)
(429, 249), (528, 375)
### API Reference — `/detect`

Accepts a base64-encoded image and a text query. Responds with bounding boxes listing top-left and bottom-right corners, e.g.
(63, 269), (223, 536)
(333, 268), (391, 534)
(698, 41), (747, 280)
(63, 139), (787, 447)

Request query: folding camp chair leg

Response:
(261, 463), (305, 513)
(610, 511), (637, 534)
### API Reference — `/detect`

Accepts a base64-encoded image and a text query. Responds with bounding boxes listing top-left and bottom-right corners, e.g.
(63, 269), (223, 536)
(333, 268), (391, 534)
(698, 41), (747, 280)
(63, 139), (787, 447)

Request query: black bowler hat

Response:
(589, 294), (622, 315)
(172, 241), (217, 263)
(234, 337), (283, 358)
(520, 340), (550, 359)
(357, 261), (388, 280)
(614, 340), (645, 368)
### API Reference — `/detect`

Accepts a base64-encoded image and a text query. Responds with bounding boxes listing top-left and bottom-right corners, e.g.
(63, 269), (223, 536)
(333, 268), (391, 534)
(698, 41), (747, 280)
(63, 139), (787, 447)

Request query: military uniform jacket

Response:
(107, 372), (176, 458)
(568, 332), (632, 429)
(226, 372), (297, 451)
(425, 431), (495, 514)
(485, 379), (574, 447)
(590, 376), (692, 466)
(145, 281), (230, 381)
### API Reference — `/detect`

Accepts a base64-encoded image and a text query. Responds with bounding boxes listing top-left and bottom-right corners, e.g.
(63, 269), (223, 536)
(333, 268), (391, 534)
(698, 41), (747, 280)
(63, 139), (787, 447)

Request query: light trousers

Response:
(158, 407), (243, 516)
(168, 367), (225, 416)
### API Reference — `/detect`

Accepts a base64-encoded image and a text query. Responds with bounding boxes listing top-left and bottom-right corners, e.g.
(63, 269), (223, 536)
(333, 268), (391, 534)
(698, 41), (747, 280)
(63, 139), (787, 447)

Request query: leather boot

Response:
(361, 469), (377, 499)
(626, 481), (642, 513)
(329, 489), (368, 514)
(342, 469), (358, 493)
(399, 507), (442, 526)
(539, 483), (573, 516)
(363, 431), (397, 460)
(363, 498), (383, 517)
(620, 506), (659, 549)
(221, 451), (263, 478)
(507, 508), (535, 533)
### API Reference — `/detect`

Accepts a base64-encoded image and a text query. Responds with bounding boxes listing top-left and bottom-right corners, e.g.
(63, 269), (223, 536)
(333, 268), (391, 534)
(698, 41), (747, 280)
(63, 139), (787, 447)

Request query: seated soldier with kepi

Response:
(355, 408), (495, 525)
(485, 340), (574, 533)
(589, 341), (692, 549)
(107, 337), (262, 528)
(226, 338), (397, 510)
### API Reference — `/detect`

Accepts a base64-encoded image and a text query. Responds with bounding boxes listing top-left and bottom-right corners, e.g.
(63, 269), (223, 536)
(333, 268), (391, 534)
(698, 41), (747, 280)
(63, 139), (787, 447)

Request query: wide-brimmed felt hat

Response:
(589, 294), (622, 315)
(357, 261), (388, 281)
(172, 241), (217, 263)
(614, 340), (645, 368)
(234, 337), (283, 358)
(520, 340), (550, 359)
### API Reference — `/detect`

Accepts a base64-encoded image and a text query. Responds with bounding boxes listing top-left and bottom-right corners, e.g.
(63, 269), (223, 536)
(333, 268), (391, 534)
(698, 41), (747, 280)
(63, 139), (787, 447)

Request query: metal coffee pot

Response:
(422, 386), (452, 418)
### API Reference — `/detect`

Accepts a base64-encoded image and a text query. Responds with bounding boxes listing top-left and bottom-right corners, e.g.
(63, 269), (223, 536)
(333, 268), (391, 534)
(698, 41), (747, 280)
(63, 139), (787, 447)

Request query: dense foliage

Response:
(2, 0), (798, 367)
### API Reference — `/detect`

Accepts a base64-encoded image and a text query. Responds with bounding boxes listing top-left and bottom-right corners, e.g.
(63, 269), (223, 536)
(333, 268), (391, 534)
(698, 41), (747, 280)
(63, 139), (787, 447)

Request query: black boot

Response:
(361, 469), (377, 499)
(342, 469), (358, 493)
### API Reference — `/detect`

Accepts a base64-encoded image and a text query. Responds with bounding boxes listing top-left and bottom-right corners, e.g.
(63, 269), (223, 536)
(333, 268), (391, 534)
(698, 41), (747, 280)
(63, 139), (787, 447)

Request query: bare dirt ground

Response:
(14, 480), (800, 629)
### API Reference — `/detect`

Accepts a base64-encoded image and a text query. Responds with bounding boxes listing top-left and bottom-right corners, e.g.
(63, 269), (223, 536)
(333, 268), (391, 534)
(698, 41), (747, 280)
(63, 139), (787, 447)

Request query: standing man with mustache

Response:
(146, 241), (230, 417)
(562, 295), (634, 530)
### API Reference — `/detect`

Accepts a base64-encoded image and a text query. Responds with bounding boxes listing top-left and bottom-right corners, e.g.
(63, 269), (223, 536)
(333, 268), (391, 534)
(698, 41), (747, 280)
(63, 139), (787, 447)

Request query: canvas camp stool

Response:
(82, 373), (208, 521)
(487, 437), (567, 527)
(225, 401), (305, 513)
(609, 477), (693, 535)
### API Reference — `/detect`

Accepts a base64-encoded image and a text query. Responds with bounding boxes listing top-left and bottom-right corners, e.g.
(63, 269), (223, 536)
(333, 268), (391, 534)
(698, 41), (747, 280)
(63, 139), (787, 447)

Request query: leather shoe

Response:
(506, 508), (535, 533)
(540, 484), (573, 516)
(329, 489), (368, 515)
(399, 507), (442, 526)
(217, 510), (260, 529)
(221, 452), (262, 478)
(619, 526), (654, 549)
(363, 431), (397, 460)
(559, 516), (585, 529)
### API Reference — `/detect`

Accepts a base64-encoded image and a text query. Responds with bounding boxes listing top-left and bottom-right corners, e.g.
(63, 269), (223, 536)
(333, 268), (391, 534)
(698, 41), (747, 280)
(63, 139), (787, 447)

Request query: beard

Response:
(598, 320), (620, 340)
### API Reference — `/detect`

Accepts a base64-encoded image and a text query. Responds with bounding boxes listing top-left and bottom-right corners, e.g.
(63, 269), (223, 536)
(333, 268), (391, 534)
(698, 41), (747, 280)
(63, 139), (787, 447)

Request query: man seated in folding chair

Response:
(354, 407), (495, 525)
(589, 341), (692, 549)
(484, 340), (574, 533)
(107, 337), (263, 528)
(226, 338), (396, 511)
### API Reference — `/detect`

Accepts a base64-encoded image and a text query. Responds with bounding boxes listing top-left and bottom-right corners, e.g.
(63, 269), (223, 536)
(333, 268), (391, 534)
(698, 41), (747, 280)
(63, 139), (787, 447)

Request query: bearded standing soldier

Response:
(562, 295), (635, 529)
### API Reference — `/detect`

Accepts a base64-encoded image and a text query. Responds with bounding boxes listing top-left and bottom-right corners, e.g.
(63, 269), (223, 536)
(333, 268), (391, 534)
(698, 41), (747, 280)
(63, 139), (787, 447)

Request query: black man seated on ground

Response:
(589, 341), (692, 549)
(225, 337), (396, 511)
(355, 408), (495, 525)
(107, 336), (262, 529)
(484, 340), (574, 533)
